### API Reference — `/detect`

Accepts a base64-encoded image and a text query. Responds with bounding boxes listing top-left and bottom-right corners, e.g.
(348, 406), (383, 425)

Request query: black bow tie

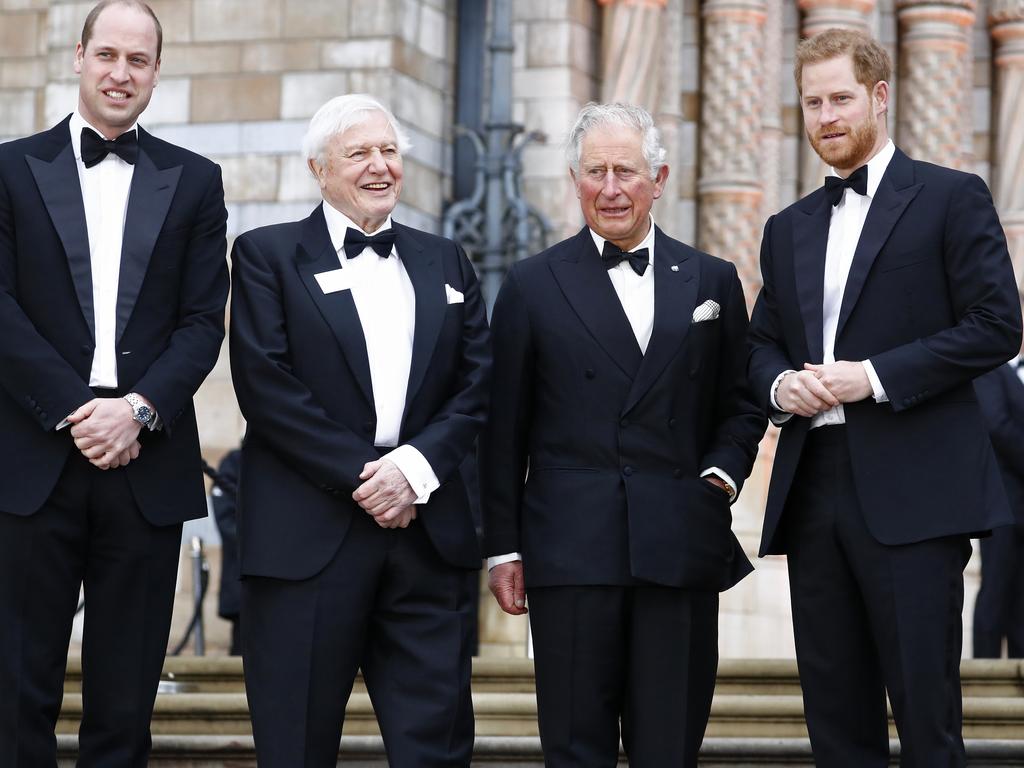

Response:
(824, 165), (868, 207)
(343, 227), (396, 258)
(81, 127), (138, 168)
(601, 241), (649, 276)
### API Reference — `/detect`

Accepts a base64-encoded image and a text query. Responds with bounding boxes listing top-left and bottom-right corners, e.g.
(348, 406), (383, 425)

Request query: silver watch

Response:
(124, 392), (155, 427)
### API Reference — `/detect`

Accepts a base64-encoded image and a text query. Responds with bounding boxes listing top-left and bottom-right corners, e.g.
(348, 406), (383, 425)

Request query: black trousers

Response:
(0, 450), (182, 768)
(783, 426), (970, 768)
(528, 584), (719, 768)
(973, 522), (1024, 658)
(241, 509), (476, 768)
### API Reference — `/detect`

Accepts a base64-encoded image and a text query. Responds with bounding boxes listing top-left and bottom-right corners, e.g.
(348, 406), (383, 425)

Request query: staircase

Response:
(56, 657), (1024, 766)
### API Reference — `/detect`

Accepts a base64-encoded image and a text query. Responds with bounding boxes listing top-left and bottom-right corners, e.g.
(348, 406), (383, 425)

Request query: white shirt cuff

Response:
(487, 553), (522, 570)
(384, 444), (439, 504)
(769, 369), (796, 425)
(700, 467), (738, 501)
(862, 360), (888, 403)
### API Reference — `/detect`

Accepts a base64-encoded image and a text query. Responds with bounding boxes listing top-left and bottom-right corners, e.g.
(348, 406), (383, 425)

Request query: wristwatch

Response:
(124, 392), (155, 427)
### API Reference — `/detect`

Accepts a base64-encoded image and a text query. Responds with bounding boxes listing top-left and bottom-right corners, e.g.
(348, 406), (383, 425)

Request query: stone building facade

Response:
(1, 0), (1020, 657)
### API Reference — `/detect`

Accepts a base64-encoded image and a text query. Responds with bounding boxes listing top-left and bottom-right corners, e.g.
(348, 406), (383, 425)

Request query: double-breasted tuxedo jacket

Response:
(229, 204), (490, 580)
(748, 147), (1021, 554)
(0, 115), (228, 524)
(482, 225), (765, 592)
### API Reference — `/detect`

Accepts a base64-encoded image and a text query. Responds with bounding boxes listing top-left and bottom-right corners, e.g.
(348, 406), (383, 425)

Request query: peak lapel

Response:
(836, 149), (922, 338)
(623, 229), (697, 415)
(26, 134), (94, 339)
(548, 228), (643, 378)
(397, 224), (445, 410)
(793, 191), (831, 364)
(295, 205), (374, 408)
(116, 138), (182, 343)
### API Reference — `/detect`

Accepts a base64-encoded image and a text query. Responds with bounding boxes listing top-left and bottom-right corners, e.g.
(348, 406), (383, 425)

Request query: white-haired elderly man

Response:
(481, 102), (765, 767)
(229, 93), (490, 767)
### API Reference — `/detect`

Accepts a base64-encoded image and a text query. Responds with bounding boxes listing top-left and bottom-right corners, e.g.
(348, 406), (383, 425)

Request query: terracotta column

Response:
(797, 0), (877, 196)
(990, 0), (1024, 288)
(896, 0), (976, 168)
(597, 0), (668, 108)
(698, 0), (767, 309)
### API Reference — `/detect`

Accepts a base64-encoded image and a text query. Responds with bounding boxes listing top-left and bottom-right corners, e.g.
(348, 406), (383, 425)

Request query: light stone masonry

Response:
(215, 154), (280, 203)
(0, 10), (41, 57)
(241, 40), (322, 73)
(139, 77), (190, 125)
(159, 43), (241, 76)
(0, 57), (47, 89)
(192, 0), (282, 42)
(190, 73), (281, 122)
(320, 38), (394, 69)
(280, 71), (349, 119)
(283, 0), (350, 39)
(0, 88), (34, 136)
(148, 0), (192, 44)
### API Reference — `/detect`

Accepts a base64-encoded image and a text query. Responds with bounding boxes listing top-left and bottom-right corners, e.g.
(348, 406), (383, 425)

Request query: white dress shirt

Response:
(488, 217), (735, 570)
(770, 140), (894, 427)
(321, 203), (439, 503)
(70, 111), (136, 389)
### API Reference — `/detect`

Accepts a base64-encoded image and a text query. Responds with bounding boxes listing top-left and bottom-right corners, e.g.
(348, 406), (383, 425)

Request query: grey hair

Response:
(301, 93), (412, 168)
(565, 102), (667, 180)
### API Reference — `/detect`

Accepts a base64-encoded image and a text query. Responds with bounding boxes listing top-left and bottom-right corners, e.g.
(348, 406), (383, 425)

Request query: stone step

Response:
(55, 691), (1024, 740)
(54, 735), (1024, 767)
(63, 656), (1024, 698)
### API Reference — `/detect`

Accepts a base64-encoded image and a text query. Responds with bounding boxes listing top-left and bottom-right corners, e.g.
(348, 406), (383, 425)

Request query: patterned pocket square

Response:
(692, 300), (720, 323)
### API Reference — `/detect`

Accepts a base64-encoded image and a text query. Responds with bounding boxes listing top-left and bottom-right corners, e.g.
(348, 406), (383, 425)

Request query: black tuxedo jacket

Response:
(749, 147), (1022, 555)
(974, 364), (1024, 528)
(481, 226), (765, 591)
(0, 116), (228, 524)
(229, 205), (490, 581)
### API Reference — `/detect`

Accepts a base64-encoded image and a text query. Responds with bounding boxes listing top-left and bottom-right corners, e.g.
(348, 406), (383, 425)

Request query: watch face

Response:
(136, 405), (153, 424)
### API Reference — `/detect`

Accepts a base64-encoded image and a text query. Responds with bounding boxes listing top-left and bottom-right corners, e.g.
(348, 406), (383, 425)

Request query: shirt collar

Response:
(828, 138), (895, 200)
(322, 201), (394, 256)
(69, 110), (139, 164)
(588, 214), (657, 265)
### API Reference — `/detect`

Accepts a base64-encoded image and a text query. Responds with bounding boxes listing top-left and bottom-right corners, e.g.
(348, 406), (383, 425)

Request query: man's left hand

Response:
(353, 458), (418, 521)
(803, 361), (872, 403)
(67, 398), (143, 469)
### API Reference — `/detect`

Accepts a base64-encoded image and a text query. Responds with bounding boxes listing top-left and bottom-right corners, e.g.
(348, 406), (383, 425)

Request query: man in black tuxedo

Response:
(481, 102), (765, 767)
(747, 29), (1021, 766)
(230, 94), (489, 767)
(973, 351), (1024, 658)
(0, 1), (228, 765)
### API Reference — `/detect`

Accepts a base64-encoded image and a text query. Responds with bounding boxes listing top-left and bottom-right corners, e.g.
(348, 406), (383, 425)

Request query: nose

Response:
(819, 101), (837, 125)
(600, 169), (620, 198)
(110, 56), (130, 82)
(367, 148), (387, 173)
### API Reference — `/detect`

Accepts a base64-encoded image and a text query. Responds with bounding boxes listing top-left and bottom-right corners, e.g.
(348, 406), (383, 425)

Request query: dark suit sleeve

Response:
(132, 164), (229, 432)
(0, 157), (94, 428)
(700, 263), (766, 495)
(975, 367), (1024, 480)
(228, 231), (379, 493)
(870, 174), (1022, 410)
(480, 266), (534, 557)
(403, 245), (491, 485)
(748, 214), (796, 409)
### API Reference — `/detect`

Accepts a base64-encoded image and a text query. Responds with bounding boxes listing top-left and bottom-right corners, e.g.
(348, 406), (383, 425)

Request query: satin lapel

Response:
(397, 223), (445, 409)
(295, 205), (374, 407)
(836, 149), (922, 338)
(26, 142), (95, 339)
(116, 142), (182, 342)
(549, 228), (643, 378)
(792, 190), (831, 363)
(623, 229), (697, 415)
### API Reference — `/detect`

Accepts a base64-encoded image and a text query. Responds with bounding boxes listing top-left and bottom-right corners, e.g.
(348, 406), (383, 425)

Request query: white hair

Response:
(301, 93), (412, 168)
(565, 102), (667, 180)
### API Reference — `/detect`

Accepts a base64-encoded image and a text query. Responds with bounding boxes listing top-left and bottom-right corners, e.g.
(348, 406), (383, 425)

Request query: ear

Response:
(308, 157), (326, 187)
(872, 80), (889, 117)
(153, 57), (161, 87)
(652, 164), (669, 200)
(73, 42), (84, 75)
(569, 167), (582, 200)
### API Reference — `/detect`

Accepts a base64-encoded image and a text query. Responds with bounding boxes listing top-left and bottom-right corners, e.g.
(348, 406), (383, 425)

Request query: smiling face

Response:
(74, 2), (160, 139)
(570, 124), (667, 251)
(800, 54), (888, 176)
(310, 110), (404, 233)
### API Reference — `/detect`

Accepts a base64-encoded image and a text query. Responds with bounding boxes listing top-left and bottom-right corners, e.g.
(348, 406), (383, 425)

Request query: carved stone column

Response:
(761, 0), (785, 222)
(990, 0), (1024, 288)
(598, 0), (668, 108)
(698, 0), (767, 309)
(896, 0), (976, 168)
(797, 0), (877, 196)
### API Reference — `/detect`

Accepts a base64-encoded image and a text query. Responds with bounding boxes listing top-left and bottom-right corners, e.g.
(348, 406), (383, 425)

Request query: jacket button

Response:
(81, 344), (92, 355)
(623, 466), (634, 477)
(620, 418), (629, 428)
(668, 418), (677, 428)
(584, 369), (595, 379)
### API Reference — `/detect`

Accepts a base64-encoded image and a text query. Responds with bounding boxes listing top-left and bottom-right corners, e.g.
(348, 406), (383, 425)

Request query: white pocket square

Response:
(692, 299), (720, 323)
(445, 284), (464, 304)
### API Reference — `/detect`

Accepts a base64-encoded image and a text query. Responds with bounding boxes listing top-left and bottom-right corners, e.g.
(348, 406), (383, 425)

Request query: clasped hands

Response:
(67, 397), (142, 470)
(775, 361), (873, 418)
(352, 458), (418, 529)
